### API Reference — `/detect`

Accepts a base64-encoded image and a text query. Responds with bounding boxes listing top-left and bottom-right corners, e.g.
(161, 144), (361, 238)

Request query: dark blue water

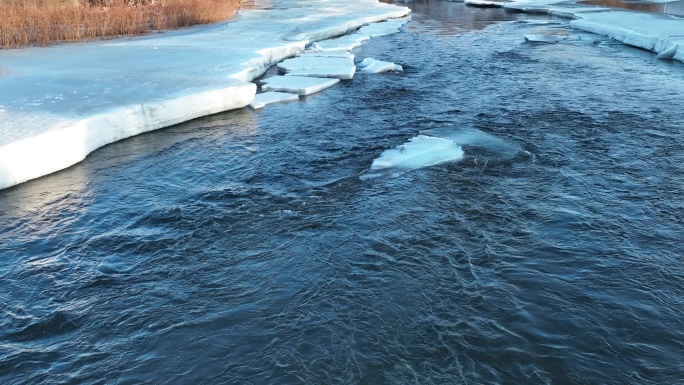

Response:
(2, 2), (684, 384)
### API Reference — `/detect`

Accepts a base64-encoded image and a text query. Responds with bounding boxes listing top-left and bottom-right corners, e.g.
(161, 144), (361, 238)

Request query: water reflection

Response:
(0, 109), (258, 219)
(578, 0), (684, 16)
(383, 0), (545, 34)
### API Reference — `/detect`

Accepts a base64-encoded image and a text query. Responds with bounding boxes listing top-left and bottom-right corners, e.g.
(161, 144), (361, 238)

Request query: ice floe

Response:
(371, 135), (464, 170)
(278, 56), (357, 79)
(300, 51), (355, 59)
(370, 127), (520, 172)
(260, 76), (340, 95)
(356, 58), (403, 73)
(249, 91), (300, 109)
(422, 127), (520, 161)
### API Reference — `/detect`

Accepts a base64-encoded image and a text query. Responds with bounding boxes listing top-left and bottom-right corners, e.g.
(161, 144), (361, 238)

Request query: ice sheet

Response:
(260, 75), (340, 95)
(0, 0), (411, 189)
(249, 91), (300, 109)
(371, 135), (464, 170)
(357, 58), (403, 73)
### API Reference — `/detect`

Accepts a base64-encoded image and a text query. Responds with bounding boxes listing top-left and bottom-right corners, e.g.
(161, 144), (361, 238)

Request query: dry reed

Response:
(0, 0), (242, 48)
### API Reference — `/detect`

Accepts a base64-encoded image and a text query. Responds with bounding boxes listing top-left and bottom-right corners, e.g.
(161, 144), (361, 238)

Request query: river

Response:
(1, 1), (683, 383)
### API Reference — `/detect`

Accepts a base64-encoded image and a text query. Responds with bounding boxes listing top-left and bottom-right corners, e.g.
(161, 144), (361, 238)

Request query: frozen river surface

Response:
(1, 1), (684, 383)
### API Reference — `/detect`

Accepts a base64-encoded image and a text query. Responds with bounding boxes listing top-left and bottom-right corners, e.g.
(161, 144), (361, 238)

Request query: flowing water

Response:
(2, 1), (684, 384)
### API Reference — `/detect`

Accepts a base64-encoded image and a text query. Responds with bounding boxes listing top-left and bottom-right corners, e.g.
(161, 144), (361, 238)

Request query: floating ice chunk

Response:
(249, 91), (299, 109)
(422, 127), (520, 160)
(525, 34), (563, 43)
(310, 33), (371, 52)
(285, 67), (356, 79)
(357, 58), (403, 73)
(278, 56), (356, 79)
(371, 135), (464, 170)
(260, 76), (339, 96)
(358, 18), (409, 37)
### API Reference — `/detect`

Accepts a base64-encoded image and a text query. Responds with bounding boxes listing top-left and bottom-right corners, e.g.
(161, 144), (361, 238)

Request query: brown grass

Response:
(0, 0), (242, 49)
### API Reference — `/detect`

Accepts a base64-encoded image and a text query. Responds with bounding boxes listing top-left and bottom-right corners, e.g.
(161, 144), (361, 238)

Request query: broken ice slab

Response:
(357, 18), (409, 37)
(285, 67), (356, 79)
(310, 33), (371, 51)
(260, 76), (340, 96)
(249, 91), (299, 109)
(464, 0), (505, 7)
(371, 135), (464, 170)
(357, 58), (403, 73)
(524, 34), (564, 43)
(277, 56), (356, 80)
(300, 51), (355, 59)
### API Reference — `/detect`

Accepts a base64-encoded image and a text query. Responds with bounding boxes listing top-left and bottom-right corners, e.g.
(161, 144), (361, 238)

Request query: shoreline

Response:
(0, 0), (410, 190)
(2, 0), (682, 191)
(465, 0), (684, 62)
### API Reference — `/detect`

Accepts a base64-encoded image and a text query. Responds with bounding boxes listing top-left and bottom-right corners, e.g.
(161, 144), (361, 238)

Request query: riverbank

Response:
(0, 0), (410, 190)
(0, 0), (243, 49)
(465, 0), (684, 62)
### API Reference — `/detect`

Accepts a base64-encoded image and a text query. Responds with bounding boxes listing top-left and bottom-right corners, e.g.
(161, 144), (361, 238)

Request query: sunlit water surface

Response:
(2, 1), (684, 384)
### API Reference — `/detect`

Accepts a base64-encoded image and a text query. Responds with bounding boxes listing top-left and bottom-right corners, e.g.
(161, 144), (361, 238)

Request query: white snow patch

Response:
(371, 135), (464, 170)
(260, 76), (340, 95)
(357, 58), (403, 73)
(249, 91), (300, 109)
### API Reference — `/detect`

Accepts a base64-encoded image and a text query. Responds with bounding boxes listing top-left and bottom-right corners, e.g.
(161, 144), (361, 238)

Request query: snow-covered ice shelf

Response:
(0, 0), (410, 190)
(503, 0), (684, 62)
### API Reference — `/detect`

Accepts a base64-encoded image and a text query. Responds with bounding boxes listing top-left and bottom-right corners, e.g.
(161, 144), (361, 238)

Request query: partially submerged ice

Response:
(371, 135), (465, 170)
(260, 76), (340, 95)
(524, 34), (564, 43)
(370, 127), (519, 172)
(249, 91), (300, 109)
(356, 58), (403, 73)
(0, 0), (411, 189)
